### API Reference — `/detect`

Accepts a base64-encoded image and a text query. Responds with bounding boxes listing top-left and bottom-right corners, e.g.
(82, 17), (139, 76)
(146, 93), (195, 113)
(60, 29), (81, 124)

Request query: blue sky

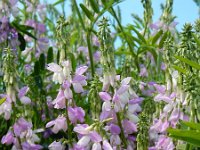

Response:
(118, 0), (199, 30)
(53, 0), (199, 31)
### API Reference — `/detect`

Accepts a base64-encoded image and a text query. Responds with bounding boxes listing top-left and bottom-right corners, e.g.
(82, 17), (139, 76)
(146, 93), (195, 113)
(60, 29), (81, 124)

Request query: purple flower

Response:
(122, 119), (137, 134)
(1, 131), (14, 145)
(139, 64), (148, 77)
(18, 86), (31, 105)
(68, 107), (85, 124)
(48, 141), (65, 150)
(52, 89), (66, 109)
(72, 66), (88, 93)
(155, 136), (174, 150)
(110, 124), (121, 135)
(99, 92), (112, 101)
(103, 140), (113, 150)
(47, 63), (65, 84)
(73, 124), (90, 135)
(0, 97), (12, 120)
(13, 118), (32, 136)
(22, 141), (43, 150)
(46, 116), (67, 134)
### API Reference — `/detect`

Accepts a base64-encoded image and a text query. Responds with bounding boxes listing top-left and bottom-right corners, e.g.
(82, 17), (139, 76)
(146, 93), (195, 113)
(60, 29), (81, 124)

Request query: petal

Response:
(76, 66), (88, 75)
(20, 96), (31, 105)
(18, 86), (29, 98)
(103, 140), (113, 150)
(47, 63), (62, 72)
(110, 124), (121, 135)
(99, 92), (112, 101)
(46, 120), (55, 128)
(89, 131), (102, 142)
(77, 135), (90, 147)
(92, 143), (101, 150)
(73, 83), (84, 93)
(121, 77), (131, 85)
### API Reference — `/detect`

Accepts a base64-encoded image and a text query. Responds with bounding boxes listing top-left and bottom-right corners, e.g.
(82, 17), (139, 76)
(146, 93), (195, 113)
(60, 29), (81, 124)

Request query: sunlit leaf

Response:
(80, 4), (94, 21)
(0, 97), (6, 105)
(175, 55), (200, 70)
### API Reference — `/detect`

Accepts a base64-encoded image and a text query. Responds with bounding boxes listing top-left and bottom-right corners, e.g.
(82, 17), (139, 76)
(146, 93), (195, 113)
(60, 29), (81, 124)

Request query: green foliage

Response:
(168, 121), (200, 147)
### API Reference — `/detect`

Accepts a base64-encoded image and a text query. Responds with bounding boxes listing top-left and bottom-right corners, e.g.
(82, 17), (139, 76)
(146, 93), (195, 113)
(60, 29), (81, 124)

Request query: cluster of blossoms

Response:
(2, 117), (42, 150)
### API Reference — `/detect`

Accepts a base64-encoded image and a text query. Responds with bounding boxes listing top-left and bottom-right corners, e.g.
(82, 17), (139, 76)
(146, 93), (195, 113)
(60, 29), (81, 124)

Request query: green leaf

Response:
(18, 33), (26, 51)
(39, 53), (45, 71)
(53, 0), (65, 6)
(12, 22), (37, 40)
(193, 33), (200, 47)
(89, 0), (99, 13)
(175, 55), (200, 70)
(127, 25), (146, 44)
(180, 121), (200, 131)
(34, 75), (43, 89)
(80, 4), (94, 21)
(151, 30), (163, 45)
(34, 61), (40, 75)
(168, 128), (200, 146)
(138, 45), (157, 62)
(0, 97), (6, 105)
(159, 31), (169, 48)
(47, 47), (54, 63)
(67, 52), (76, 72)
(172, 65), (187, 74)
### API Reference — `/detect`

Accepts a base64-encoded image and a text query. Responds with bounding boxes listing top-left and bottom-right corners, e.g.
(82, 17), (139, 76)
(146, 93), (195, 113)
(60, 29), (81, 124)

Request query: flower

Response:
(21, 141), (43, 150)
(46, 116), (67, 134)
(18, 86), (31, 105)
(72, 66), (88, 93)
(47, 63), (65, 84)
(52, 89), (66, 109)
(1, 131), (14, 145)
(13, 118), (32, 136)
(68, 107), (85, 124)
(0, 96), (12, 120)
(48, 141), (65, 150)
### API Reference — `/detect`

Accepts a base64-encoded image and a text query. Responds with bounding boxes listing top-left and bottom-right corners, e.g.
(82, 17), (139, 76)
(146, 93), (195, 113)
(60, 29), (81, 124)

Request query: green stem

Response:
(86, 31), (95, 77)
(73, 0), (86, 31)
(116, 112), (127, 148)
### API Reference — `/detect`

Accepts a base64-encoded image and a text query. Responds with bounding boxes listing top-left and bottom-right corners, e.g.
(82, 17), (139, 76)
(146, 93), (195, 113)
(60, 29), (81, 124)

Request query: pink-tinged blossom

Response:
(52, 89), (66, 109)
(99, 92), (112, 101)
(161, 62), (167, 70)
(1, 131), (14, 145)
(68, 107), (85, 124)
(103, 140), (113, 150)
(155, 136), (174, 150)
(72, 66), (88, 93)
(102, 71), (115, 91)
(110, 135), (121, 146)
(92, 36), (100, 47)
(92, 142), (101, 150)
(0, 96), (12, 120)
(62, 80), (73, 99)
(46, 116), (67, 134)
(21, 141), (43, 150)
(13, 118), (32, 136)
(150, 119), (169, 133)
(139, 64), (148, 77)
(48, 141), (65, 150)
(110, 124), (121, 135)
(154, 92), (176, 103)
(122, 119), (137, 134)
(18, 86), (31, 105)
(73, 124), (90, 135)
(47, 63), (65, 84)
